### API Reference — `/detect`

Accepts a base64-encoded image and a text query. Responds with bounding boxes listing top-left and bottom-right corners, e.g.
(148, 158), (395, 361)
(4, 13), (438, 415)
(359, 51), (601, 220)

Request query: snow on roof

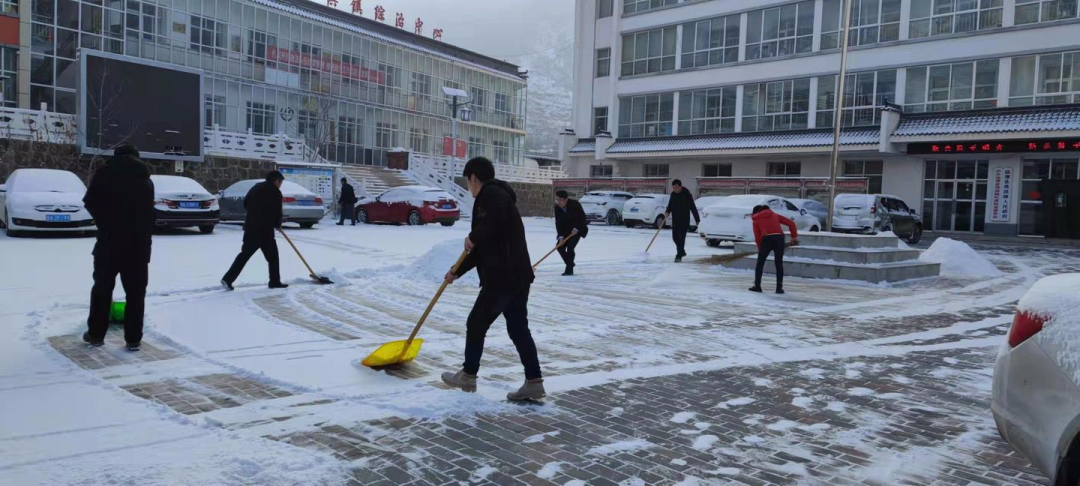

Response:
(606, 129), (879, 154)
(569, 139), (596, 153)
(892, 106), (1080, 137)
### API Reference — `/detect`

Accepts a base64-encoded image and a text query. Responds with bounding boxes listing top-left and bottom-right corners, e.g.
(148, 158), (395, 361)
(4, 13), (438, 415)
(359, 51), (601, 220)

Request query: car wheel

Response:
(407, 210), (422, 226)
(299, 222), (315, 229)
(810, 226), (819, 232)
(607, 210), (621, 226)
(653, 216), (665, 229)
(356, 209), (368, 224)
(440, 221), (455, 227)
(199, 225), (215, 234)
(706, 239), (721, 247)
(907, 224), (923, 244)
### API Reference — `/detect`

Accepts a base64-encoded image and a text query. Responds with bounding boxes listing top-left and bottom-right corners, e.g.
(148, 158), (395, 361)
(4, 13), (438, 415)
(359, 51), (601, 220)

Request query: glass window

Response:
(768, 162), (802, 176)
(681, 14), (739, 69)
(597, 0), (613, 18)
(702, 164), (733, 177)
(1015, 0), (1080, 25)
(1009, 51), (1080, 106)
(821, 0), (902, 49)
(644, 164), (669, 177)
(618, 92), (674, 138)
(842, 160), (884, 193)
(621, 27), (677, 76)
(593, 106), (608, 135)
(596, 48), (611, 77)
(909, 0), (1002, 38)
(905, 60), (998, 113)
(817, 69), (896, 128)
(925, 158), (991, 232)
(623, 0), (677, 15)
(591, 165), (614, 177)
(746, 2), (814, 61)
(678, 86), (736, 135)
(742, 78), (811, 132)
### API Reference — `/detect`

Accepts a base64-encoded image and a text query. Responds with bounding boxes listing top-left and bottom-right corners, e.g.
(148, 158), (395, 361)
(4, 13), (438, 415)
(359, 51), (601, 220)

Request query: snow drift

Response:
(918, 238), (1002, 277)
(1018, 273), (1080, 384)
(403, 239), (480, 285)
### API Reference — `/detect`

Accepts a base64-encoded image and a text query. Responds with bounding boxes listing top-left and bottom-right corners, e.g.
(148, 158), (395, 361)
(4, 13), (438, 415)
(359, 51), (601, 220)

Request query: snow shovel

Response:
(362, 248), (469, 368)
(277, 228), (334, 284)
(532, 234), (577, 270)
(644, 213), (670, 253)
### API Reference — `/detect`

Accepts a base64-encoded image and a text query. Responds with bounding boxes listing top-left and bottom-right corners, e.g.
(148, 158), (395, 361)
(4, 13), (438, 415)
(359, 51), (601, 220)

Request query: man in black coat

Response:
(554, 190), (587, 276)
(83, 145), (155, 351)
(441, 157), (544, 401)
(664, 179), (700, 263)
(337, 177), (357, 226)
(221, 171), (288, 290)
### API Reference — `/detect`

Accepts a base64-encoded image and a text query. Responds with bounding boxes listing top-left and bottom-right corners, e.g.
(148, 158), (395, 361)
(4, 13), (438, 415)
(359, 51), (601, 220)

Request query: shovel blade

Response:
(362, 339), (424, 367)
(311, 274), (334, 284)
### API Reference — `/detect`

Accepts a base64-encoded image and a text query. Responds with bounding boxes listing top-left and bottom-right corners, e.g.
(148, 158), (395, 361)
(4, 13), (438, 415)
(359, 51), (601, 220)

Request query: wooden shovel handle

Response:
(277, 228), (318, 277)
(532, 234), (576, 270)
(645, 213), (669, 253)
(401, 248), (470, 354)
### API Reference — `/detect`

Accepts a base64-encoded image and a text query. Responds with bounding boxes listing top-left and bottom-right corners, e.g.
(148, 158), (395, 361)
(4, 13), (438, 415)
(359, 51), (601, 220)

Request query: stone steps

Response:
(338, 165), (415, 196)
(732, 242), (922, 265)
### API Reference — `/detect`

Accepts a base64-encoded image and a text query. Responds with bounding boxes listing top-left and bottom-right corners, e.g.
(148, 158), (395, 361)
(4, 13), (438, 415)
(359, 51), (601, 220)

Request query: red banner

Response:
(266, 46), (385, 84)
(442, 137), (454, 156)
(554, 179), (588, 187)
(698, 179), (747, 188)
(455, 140), (467, 158)
(748, 179), (801, 188)
(623, 179), (667, 188)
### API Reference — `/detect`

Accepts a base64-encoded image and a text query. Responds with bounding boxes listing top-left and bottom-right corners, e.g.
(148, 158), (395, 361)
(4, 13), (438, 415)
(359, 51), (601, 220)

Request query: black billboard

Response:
(79, 50), (204, 161)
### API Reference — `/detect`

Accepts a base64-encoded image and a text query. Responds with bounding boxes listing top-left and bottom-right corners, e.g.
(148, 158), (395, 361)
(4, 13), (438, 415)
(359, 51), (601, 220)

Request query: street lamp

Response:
(825, 0), (856, 232)
(442, 86), (471, 179)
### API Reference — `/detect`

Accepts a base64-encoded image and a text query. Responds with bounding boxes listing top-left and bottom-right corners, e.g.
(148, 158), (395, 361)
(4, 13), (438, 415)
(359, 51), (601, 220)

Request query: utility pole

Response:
(826, 0), (855, 232)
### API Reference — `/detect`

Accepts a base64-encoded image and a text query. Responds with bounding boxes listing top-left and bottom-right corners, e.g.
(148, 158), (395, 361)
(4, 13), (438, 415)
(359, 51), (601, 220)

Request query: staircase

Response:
(337, 164), (415, 197)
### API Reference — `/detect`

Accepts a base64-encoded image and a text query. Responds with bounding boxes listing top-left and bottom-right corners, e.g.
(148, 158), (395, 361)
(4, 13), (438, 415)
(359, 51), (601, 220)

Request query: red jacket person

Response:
(749, 205), (798, 294)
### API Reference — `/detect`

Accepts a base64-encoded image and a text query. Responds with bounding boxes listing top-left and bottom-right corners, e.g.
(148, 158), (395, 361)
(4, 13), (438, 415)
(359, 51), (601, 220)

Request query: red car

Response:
(354, 186), (459, 226)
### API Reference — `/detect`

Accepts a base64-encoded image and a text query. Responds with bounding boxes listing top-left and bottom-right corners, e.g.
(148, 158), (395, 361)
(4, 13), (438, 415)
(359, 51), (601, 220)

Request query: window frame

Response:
(821, 0), (902, 50)
(623, 0), (678, 15)
(767, 162), (802, 177)
(593, 106), (609, 135)
(1009, 50), (1080, 106)
(596, 48), (611, 78)
(618, 92), (675, 138)
(590, 165), (614, 177)
(909, 0), (1003, 39)
(742, 78), (812, 132)
(816, 69), (897, 128)
(904, 60), (999, 113)
(680, 14), (740, 69)
(702, 163), (733, 177)
(1015, 0), (1080, 25)
(678, 86), (737, 135)
(745, 1), (815, 61)
(597, 0), (614, 19)
(644, 163), (670, 177)
(620, 27), (677, 77)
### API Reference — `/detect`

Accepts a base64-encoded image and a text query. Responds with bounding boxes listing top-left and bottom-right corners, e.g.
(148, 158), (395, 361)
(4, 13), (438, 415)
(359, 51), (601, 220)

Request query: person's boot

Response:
(269, 282), (289, 289)
(221, 279), (234, 291)
(82, 331), (104, 347)
(561, 266), (574, 276)
(126, 342), (141, 352)
(776, 287), (785, 295)
(441, 370), (477, 392)
(748, 286), (763, 293)
(507, 378), (546, 402)
(335, 222), (344, 226)
(675, 256), (683, 263)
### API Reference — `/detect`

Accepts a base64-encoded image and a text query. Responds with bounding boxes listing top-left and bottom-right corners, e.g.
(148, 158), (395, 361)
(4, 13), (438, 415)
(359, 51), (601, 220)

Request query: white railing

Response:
(203, 127), (314, 163)
(410, 152), (566, 184)
(404, 153), (474, 214)
(0, 105), (78, 144)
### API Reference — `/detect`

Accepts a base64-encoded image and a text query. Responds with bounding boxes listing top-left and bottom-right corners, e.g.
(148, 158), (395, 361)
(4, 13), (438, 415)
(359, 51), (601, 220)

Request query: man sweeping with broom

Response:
(665, 180), (700, 263)
(441, 157), (545, 401)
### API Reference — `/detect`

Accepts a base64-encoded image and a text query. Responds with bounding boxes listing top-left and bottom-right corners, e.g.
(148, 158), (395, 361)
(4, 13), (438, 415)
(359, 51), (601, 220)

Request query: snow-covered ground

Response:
(0, 219), (1065, 485)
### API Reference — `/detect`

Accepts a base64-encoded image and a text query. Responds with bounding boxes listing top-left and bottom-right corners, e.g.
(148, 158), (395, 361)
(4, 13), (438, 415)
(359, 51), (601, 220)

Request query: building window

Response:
(904, 60), (998, 113)
(0, 48), (16, 108)
(1015, 0), (1080, 24)
(768, 162), (802, 177)
(745, 2), (814, 61)
(742, 79), (811, 132)
(621, 27), (677, 76)
(598, 0), (613, 18)
(702, 164), (733, 177)
(816, 69), (896, 128)
(246, 102), (276, 135)
(681, 15), (740, 69)
(596, 48), (611, 77)
(618, 93), (674, 138)
(821, 0), (901, 49)
(644, 164), (669, 177)
(593, 107), (609, 135)
(842, 160), (884, 194)
(1020, 159), (1079, 235)
(470, 87), (487, 112)
(923, 160), (990, 233)
(493, 140), (509, 163)
(190, 15), (226, 55)
(467, 136), (485, 159)
(909, 0), (1003, 39)
(591, 165), (614, 177)
(410, 72), (431, 95)
(678, 86), (737, 135)
(623, 0), (678, 15)
(1010, 51), (1080, 106)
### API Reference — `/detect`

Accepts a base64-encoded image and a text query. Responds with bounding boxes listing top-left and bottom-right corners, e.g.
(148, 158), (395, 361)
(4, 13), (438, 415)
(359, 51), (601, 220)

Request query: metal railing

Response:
(0, 105), (78, 144)
(404, 153), (474, 214)
(414, 153), (566, 184)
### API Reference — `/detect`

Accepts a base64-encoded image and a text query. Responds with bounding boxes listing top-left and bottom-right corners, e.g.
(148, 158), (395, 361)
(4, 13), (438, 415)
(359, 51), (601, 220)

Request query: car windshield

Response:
(152, 176), (209, 195)
(281, 181), (313, 196)
(13, 170), (86, 193)
(836, 194), (876, 208)
(714, 195), (765, 209)
(580, 194), (608, 203)
(226, 181), (259, 196)
(632, 196), (655, 200)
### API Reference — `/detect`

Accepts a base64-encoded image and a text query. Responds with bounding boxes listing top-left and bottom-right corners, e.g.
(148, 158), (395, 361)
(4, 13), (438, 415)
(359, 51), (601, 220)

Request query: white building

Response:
(560, 0), (1080, 239)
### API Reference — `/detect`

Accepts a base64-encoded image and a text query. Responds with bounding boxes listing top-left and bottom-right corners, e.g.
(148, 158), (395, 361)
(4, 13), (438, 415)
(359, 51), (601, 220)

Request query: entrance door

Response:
(1042, 180), (1080, 239)
(922, 160), (989, 232)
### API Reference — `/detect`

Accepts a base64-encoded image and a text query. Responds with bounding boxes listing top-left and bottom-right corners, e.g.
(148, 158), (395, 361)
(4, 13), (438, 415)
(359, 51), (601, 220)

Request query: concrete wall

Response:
(454, 177), (554, 218)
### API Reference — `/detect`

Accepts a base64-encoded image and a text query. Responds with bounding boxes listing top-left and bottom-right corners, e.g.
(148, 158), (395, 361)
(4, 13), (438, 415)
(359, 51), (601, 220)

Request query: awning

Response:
(605, 129), (879, 155)
(569, 139), (596, 153)
(892, 106), (1080, 139)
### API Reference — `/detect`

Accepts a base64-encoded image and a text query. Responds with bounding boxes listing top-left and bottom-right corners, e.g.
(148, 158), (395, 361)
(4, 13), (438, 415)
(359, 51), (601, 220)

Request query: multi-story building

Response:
(1, 0), (528, 167)
(562, 0), (1080, 239)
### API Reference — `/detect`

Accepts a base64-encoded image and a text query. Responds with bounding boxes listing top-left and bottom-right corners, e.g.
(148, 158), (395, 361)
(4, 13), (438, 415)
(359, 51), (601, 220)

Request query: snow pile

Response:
(918, 238), (1002, 277)
(1019, 273), (1080, 383)
(403, 239), (479, 285)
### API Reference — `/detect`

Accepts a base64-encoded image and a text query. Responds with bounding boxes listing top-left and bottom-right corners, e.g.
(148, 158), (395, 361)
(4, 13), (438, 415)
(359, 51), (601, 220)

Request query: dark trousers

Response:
(338, 203), (356, 225)
(755, 234), (786, 288)
(557, 236), (579, 270)
(463, 285), (541, 380)
(87, 255), (148, 344)
(672, 223), (689, 257)
(223, 237), (281, 284)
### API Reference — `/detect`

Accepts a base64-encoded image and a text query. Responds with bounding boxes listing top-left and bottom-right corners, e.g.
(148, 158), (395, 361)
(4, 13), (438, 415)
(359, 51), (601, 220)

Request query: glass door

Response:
(923, 160), (989, 232)
(1020, 159), (1080, 236)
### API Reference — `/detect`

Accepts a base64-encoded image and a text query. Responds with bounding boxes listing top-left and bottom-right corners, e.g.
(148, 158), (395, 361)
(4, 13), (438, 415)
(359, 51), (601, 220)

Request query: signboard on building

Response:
(908, 139), (1080, 155)
(748, 179), (802, 188)
(990, 167), (1013, 223)
(280, 167), (335, 204)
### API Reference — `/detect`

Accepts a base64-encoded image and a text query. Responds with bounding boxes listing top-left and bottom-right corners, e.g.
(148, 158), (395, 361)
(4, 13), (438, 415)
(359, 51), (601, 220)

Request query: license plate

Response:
(297, 200), (317, 206)
(630, 207), (639, 212)
(179, 201), (201, 209)
(442, 204), (453, 209)
(46, 214), (71, 222)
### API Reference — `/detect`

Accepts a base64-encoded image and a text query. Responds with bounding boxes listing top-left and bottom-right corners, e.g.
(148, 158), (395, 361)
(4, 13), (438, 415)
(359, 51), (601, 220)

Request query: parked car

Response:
(789, 198), (829, 228)
(695, 196), (727, 217)
(697, 194), (819, 247)
(150, 175), (219, 233)
(992, 273), (1080, 486)
(623, 194), (669, 229)
(0, 169), (96, 237)
(354, 186), (459, 226)
(219, 179), (324, 228)
(579, 191), (634, 225)
(832, 194), (923, 244)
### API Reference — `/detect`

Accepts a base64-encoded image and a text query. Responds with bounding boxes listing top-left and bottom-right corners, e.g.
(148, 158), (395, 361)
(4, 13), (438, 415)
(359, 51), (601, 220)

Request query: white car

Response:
(697, 194), (820, 247)
(151, 175), (219, 233)
(579, 191), (634, 225)
(0, 169), (96, 237)
(219, 180), (324, 228)
(695, 196), (727, 216)
(993, 273), (1080, 485)
(623, 194), (670, 229)
(789, 198), (829, 228)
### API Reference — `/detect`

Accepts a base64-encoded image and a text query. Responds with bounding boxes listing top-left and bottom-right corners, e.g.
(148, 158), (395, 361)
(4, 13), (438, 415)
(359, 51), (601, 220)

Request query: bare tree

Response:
(82, 59), (140, 168)
(297, 96), (336, 166)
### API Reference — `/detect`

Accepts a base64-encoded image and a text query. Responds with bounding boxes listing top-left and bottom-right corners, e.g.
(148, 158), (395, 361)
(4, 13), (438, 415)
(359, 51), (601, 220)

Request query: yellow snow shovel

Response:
(532, 234), (577, 271)
(362, 248), (469, 367)
(644, 213), (669, 253)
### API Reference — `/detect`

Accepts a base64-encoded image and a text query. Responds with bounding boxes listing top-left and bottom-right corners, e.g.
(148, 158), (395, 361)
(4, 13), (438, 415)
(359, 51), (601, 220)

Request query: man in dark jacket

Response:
(664, 179), (700, 262)
(221, 171), (288, 290)
(337, 177), (357, 226)
(553, 190), (587, 276)
(441, 157), (544, 401)
(83, 145), (155, 351)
